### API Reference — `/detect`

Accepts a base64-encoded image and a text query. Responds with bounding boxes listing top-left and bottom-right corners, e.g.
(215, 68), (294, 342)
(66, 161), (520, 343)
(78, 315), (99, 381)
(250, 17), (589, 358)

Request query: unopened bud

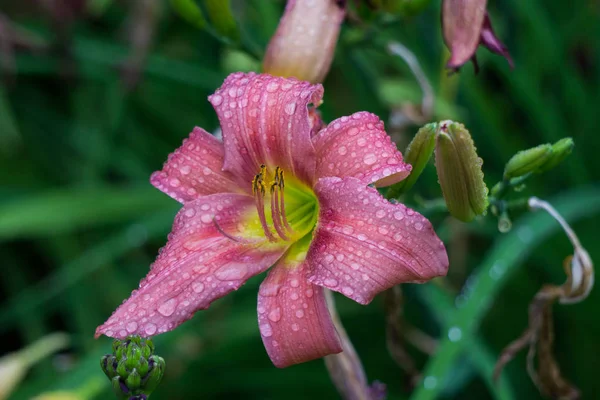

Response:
(263, 0), (346, 83)
(442, 0), (512, 70)
(537, 137), (574, 173)
(434, 121), (488, 222)
(504, 143), (553, 179)
(392, 123), (437, 195)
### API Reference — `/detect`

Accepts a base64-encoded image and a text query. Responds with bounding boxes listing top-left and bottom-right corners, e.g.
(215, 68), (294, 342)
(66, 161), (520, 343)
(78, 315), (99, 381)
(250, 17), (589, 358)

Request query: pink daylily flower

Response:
(96, 72), (449, 368)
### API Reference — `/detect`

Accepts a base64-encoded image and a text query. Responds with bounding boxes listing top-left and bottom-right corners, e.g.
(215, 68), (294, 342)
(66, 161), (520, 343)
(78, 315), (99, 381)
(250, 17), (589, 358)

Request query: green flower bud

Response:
(434, 121), (489, 222)
(102, 336), (164, 399)
(503, 143), (553, 179)
(392, 123), (437, 195)
(537, 137), (574, 173)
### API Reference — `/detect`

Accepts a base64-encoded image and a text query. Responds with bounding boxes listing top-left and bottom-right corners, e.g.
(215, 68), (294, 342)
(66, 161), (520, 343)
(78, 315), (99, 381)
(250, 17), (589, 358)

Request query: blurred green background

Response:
(0, 0), (599, 399)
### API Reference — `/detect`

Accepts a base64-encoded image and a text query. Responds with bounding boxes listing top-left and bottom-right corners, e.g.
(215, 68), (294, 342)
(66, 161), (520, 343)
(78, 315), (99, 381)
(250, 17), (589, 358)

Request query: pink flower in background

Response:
(442, 0), (513, 71)
(96, 72), (449, 367)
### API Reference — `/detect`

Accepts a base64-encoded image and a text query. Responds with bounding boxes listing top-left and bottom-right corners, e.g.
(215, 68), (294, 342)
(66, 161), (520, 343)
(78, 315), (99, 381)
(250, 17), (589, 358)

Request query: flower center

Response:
(251, 164), (318, 243)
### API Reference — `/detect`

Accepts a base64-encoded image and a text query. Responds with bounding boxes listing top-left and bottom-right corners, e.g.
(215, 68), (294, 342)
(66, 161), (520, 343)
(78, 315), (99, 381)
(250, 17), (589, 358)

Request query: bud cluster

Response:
(101, 336), (165, 400)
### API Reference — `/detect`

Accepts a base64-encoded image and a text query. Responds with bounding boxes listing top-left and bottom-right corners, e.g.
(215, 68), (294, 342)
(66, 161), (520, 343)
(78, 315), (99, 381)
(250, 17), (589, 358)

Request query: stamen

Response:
(270, 180), (290, 241)
(277, 169), (293, 233)
(252, 166), (277, 242)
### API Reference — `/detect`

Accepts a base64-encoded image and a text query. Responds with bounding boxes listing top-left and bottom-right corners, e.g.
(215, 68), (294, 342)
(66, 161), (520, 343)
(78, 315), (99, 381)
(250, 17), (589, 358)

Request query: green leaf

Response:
(0, 186), (174, 239)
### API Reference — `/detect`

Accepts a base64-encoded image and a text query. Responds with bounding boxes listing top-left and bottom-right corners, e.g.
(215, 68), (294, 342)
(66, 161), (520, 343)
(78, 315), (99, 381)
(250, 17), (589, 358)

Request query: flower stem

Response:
(323, 290), (384, 400)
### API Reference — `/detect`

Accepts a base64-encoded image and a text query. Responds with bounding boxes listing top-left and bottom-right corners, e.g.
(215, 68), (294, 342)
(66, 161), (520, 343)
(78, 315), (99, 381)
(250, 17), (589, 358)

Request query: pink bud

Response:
(442, 0), (512, 71)
(263, 0), (346, 83)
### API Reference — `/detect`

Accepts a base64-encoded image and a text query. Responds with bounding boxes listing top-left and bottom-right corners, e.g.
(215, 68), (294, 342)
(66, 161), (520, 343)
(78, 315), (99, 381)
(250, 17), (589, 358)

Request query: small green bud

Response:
(143, 355), (166, 393)
(116, 359), (128, 378)
(392, 123), (437, 195)
(138, 356), (149, 377)
(111, 377), (127, 400)
(503, 143), (552, 179)
(127, 369), (142, 391)
(125, 345), (142, 370)
(537, 137), (574, 173)
(434, 121), (489, 222)
(101, 355), (118, 379)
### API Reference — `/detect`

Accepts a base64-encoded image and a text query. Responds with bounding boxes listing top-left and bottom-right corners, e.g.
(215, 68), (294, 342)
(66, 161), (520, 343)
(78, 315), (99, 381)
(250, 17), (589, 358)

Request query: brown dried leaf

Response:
(494, 257), (584, 399)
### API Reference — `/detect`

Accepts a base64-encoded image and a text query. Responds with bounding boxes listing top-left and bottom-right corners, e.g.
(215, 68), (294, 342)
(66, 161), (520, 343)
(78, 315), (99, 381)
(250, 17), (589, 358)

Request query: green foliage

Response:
(0, 1), (598, 400)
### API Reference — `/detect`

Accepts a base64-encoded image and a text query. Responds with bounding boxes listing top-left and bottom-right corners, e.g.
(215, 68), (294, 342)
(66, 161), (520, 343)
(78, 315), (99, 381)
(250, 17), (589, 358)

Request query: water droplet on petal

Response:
(259, 323), (273, 337)
(158, 298), (177, 317)
(291, 323), (300, 331)
(192, 281), (205, 293)
(393, 211), (405, 220)
(284, 102), (296, 115)
(363, 153), (377, 165)
(324, 278), (338, 288)
(342, 287), (354, 296)
(145, 323), (157, 335)
(215, 263), (248, 281)
(266, 82), (279, 92)
(295, 310), (304, 318)
(211, 95), (223, 106)
(126, 321), (138, 333)
(338, 146), (347, 155)
(200, 214), (212, 224)
(268, 307), (282, 322)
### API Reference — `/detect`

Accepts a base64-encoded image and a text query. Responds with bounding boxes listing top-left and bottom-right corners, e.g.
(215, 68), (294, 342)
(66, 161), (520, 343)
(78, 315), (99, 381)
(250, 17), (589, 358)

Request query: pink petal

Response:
(480, 14), (514, 68)
(442, 0), (487, 68)
(95, 193), (287, 339)
(308, 177), (449, 305)
(262, 0), (345, 83)
(150, 127), (242, 203)
(313, 112), (411, 187)
(209, 72), (323, 186)
(257, 255), (341, 368)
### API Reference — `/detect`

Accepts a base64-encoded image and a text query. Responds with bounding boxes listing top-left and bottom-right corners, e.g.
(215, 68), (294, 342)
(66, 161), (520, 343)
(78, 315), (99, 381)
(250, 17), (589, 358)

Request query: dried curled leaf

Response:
(494, 253), (594, 400)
